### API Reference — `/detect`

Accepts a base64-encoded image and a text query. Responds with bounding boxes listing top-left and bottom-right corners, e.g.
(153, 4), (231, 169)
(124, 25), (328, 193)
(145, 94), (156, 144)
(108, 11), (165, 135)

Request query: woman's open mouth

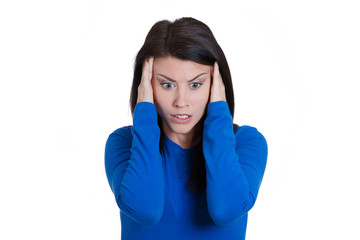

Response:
(171, 114), (192, 123)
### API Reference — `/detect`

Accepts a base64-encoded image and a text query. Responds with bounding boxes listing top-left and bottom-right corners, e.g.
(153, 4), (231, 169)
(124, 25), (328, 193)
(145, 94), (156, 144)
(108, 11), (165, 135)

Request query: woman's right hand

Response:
(137, 57), (154, 104)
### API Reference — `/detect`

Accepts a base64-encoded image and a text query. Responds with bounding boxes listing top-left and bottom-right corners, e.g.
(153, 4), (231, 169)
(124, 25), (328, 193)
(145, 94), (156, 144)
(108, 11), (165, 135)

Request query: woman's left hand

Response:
(210, 62), (227, 103)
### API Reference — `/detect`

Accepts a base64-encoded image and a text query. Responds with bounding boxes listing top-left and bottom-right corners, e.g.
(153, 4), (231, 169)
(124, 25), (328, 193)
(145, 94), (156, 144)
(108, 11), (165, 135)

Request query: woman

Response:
(105, 17), (267, 240)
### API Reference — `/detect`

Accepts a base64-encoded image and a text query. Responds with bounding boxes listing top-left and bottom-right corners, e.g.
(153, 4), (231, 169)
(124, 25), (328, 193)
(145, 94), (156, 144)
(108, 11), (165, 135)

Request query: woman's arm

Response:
(203, 101), (268, 226)
(105, 57), (164, 226)
(105, 102), (164, 226)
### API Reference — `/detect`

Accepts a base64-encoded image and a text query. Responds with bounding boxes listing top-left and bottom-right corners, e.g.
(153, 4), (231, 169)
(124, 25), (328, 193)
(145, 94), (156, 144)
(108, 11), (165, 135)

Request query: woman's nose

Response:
(174, 88), (189, 108)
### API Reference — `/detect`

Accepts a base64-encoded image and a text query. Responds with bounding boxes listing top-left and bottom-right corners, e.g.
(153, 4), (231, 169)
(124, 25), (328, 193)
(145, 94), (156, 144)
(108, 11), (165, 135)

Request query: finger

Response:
(210, 61), (226, 103)
(148, 56), (154, 82)
(137, 57), (154, 103)
(142, 57), (154, 84)
(213, 62), (221, 82)
(141, 58), (149, 82)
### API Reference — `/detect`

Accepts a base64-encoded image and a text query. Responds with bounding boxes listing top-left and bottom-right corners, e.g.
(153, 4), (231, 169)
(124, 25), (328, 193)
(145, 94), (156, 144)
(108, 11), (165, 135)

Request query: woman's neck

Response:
(169, 132), (200, 149)
(162, 121), (203, 149)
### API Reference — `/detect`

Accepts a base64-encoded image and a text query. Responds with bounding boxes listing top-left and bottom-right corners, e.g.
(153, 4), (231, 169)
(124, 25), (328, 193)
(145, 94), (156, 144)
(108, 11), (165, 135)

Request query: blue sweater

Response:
(105, 101), (267, 240)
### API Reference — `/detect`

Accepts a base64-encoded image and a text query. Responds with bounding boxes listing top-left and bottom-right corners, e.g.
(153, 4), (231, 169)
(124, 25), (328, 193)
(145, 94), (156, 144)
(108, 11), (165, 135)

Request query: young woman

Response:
(105, 17), (268, 240)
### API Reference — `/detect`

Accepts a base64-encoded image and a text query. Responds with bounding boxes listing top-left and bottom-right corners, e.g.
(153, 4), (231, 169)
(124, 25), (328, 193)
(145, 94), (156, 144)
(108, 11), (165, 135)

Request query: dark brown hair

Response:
(129, 17), (236, 194)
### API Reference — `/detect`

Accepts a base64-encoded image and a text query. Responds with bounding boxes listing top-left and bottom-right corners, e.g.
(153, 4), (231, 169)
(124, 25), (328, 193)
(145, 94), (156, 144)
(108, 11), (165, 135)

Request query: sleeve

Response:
(104, 102), (165, 226)
(203, 101), (268, 226)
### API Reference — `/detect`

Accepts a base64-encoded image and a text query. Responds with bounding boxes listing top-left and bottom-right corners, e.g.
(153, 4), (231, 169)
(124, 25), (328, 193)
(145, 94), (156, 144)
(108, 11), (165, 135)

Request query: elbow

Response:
(208, 207), (241, 226)
(117, 195), (164, 226)
(132, 207), (163, 226)
(208, 195), (254, 226)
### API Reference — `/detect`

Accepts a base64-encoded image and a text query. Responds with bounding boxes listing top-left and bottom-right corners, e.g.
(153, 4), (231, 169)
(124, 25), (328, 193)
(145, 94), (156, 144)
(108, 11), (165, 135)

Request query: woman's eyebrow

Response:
(156, 73), (208, 82)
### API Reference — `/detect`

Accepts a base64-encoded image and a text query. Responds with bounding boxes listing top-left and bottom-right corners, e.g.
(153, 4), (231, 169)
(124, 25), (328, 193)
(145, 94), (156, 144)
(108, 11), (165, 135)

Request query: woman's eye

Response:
(190, 83), (201, 89)
(162, 83), (174, 89)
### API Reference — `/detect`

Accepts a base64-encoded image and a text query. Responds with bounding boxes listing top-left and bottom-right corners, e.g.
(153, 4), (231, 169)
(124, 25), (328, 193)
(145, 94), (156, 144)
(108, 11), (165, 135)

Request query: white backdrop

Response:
(1, 0), (359, 239)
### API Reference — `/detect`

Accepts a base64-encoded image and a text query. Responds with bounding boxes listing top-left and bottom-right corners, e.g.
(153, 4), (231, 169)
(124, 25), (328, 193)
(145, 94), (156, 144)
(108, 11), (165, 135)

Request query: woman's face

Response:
(152, 56), (212, 146)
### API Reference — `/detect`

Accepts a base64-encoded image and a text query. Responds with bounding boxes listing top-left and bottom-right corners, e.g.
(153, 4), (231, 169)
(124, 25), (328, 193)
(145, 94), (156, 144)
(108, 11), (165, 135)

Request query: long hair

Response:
(129, 17), (235, 194)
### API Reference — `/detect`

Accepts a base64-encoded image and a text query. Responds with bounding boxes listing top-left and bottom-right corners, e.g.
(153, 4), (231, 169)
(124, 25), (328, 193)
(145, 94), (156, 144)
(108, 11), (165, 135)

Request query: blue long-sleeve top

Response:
(105, 101), (267, 240)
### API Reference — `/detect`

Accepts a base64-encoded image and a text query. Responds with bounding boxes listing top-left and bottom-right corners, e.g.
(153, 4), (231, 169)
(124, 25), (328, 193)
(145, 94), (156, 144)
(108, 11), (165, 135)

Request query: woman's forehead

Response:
(153, 56), (211, 80)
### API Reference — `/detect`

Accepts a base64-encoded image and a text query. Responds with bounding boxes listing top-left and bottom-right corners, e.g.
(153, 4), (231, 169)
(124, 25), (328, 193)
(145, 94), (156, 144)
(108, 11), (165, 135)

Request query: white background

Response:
(1, 0), (359, 239)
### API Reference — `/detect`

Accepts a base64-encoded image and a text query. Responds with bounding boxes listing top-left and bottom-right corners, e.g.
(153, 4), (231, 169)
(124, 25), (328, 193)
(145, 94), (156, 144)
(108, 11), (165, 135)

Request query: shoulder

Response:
(110, 125), (133, 137)
(233, 125), (267, 151)
(105, 126), (133, 149)
(234, 124), (266, 138)
(233, 125), (268, 172)
(105, 126), (134, 175)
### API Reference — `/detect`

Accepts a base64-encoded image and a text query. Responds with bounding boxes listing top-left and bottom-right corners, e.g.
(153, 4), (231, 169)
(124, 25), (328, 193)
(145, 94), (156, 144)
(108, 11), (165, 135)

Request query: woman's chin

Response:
(161, 115), (204, 140)
(163, 122), (197, 137)
(169, 125), (194, 135)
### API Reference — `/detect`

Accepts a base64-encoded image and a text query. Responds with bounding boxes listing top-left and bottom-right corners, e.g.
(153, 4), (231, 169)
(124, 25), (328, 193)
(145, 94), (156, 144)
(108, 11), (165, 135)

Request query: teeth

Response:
(175, 115), (189, 119)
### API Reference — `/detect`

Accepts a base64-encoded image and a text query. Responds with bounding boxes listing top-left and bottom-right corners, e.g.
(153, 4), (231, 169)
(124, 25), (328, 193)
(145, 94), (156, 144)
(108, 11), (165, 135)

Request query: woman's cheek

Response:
(196, 88), (210, 105)
(154, 89), (171, 110)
